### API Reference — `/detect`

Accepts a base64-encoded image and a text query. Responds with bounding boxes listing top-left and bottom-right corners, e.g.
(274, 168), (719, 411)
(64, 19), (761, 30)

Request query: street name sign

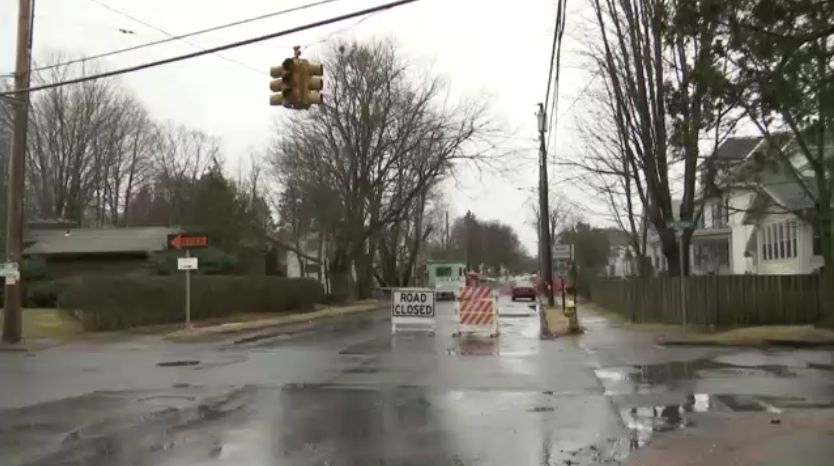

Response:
(168, 233), (209, 250)
(0, 262), (20, 284)
(178, 257), (199, 271)
(668, 220), (693, 230)
(391, 288), (436, 333)
(553, 244), (574, 259)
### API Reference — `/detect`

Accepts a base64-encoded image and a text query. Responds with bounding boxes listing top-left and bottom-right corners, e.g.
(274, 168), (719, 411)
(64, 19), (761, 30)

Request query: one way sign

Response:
(167, 233), (209, 250)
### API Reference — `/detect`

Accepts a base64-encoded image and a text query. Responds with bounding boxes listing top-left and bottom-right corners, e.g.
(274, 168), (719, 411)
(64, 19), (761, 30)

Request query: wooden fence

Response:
(589, 275), (828, 326)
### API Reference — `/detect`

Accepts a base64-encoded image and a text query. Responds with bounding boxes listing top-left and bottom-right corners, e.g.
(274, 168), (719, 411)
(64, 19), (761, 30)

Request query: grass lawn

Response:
(661, 325), (834, 346)
(0, 308), (83, 339)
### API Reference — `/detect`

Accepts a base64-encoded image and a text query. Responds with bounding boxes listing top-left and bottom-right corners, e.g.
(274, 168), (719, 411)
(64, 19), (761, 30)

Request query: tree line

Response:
(425, 211), (532, 277)
(0, 61), (270, 270)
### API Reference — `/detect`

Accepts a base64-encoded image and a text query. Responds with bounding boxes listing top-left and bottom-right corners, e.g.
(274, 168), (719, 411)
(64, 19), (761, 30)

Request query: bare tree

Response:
(271, 39), (492, 299)
(147, 122), (219, 225)
(25, 62), (122, 222)
(584, 0), (738, 275)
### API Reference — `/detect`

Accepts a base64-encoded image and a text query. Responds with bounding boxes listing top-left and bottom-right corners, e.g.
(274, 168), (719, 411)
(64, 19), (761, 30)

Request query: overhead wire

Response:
(0, 0), (426, 96)
(0, 0), (345, 78)
(85, 0), (264, 76)
(545, 0), (568, 153)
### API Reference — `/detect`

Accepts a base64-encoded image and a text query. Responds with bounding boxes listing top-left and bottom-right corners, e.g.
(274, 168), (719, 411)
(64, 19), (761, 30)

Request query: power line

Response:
(1, 0), (425, 96)
(545, 0), (568, 153)
(542, 0), (562, 109)
(0, 0), (344, 78)
(86, 0), (264, 76)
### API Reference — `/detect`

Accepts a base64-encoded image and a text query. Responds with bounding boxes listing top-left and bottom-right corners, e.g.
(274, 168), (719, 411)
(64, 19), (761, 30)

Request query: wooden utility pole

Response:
(537, 103), (555, 307)
(3, 0), (34, 343)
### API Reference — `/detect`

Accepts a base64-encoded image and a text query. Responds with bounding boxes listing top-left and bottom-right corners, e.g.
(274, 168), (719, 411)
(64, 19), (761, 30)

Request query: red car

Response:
(511, 281), (537, 301)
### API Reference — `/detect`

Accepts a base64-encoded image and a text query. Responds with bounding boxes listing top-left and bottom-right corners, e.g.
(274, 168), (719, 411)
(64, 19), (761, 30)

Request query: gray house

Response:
(23, 226), (180, 277)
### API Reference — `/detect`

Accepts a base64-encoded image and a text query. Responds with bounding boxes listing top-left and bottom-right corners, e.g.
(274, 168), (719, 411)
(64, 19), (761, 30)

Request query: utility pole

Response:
(537, 103), (555, 307)
(3, 0), (34, 344)
(444, 211), (449, 250)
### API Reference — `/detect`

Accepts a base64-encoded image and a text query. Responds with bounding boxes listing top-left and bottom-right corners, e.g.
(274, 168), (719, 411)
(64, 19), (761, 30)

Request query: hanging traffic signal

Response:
(300, 61), (324, 106)
(270, 47), (324, 109)
(269, 58), (300, 108)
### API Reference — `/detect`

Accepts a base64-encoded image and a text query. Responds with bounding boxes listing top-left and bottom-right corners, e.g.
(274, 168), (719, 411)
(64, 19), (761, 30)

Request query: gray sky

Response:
(1, 0), (607, 253)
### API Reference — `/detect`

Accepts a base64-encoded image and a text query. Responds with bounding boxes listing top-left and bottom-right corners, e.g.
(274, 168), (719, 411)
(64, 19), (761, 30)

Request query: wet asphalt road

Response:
(2, 295), (834, 466)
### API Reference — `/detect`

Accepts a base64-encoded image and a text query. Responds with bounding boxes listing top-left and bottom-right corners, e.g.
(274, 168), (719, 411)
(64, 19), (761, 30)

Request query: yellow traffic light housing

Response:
(269, 48), (324, 109)
(301, 61), (324, 105)
(269, 58), (300, 108)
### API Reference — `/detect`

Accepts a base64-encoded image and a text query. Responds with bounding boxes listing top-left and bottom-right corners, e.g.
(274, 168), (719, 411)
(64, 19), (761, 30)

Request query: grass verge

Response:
(0, 308), (83, 339)
(659, 325), (834, 347)
(543, 303), (583, 337)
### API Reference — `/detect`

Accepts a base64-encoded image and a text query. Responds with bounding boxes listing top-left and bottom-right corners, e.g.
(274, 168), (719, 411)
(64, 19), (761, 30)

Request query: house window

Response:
(710, 198), (730, 228)
(813, 223), (822, 256)
(790, 222), (797, 256)
(778, 223), (785, 258)
(762, 221), (799, 261)
(718, 242), (729, 266)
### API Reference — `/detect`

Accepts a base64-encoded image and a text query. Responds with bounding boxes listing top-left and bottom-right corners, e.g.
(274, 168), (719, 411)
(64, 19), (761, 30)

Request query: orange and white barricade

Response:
(455, 285), (498, 337)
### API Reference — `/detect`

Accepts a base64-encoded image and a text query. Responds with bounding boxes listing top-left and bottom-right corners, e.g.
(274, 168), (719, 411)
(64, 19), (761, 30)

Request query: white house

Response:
(269, 231), (331, 291)
(646, 135), (829, 276)
(605, 228), (636, 278)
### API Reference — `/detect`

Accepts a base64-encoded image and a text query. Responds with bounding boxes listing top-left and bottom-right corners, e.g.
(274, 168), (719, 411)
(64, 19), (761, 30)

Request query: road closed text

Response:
(392, 290), (435, 318)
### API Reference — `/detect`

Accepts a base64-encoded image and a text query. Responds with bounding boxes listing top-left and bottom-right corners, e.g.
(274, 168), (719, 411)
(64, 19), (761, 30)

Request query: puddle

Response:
(595, 358), (797, 394)
(447, 338), (498, 356)
(621, 404), (693, 448)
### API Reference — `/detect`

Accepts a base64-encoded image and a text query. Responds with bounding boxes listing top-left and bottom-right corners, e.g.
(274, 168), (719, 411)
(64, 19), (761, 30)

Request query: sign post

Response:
(169, 233), (209, 329)
(553, 245), (573, 312)
(668, 221), (692, 333)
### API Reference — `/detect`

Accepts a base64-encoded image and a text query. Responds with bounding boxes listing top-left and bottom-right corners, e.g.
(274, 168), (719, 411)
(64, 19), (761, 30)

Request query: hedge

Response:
(57, 275), (324, 331)
(26, 278), (81, 308)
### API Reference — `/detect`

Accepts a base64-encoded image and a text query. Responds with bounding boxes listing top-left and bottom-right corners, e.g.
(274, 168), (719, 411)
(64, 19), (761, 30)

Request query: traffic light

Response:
(269, 58), (300, 108)
(269, 57), (324, 109)
(300, 61), (324, 105)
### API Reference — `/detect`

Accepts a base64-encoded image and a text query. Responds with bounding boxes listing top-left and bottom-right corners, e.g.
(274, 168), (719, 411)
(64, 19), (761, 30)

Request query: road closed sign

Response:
(391, 288), (436, 333)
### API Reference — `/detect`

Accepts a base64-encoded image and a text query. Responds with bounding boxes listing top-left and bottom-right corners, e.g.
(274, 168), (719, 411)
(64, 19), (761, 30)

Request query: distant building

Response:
(268, 231), (330, 292)
(23, 225), (180, 277)
(605, 228), (635, 278)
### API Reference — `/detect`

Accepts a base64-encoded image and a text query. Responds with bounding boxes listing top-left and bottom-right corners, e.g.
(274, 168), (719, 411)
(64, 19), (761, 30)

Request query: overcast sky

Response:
(1, 0), (610, 253)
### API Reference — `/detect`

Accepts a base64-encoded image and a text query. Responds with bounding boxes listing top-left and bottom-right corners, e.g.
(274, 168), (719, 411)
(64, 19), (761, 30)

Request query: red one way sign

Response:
(168, 234), (209, 250)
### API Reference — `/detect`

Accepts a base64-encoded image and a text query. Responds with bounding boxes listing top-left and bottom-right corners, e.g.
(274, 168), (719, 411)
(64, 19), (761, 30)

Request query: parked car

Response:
(511, 281), (537, 301)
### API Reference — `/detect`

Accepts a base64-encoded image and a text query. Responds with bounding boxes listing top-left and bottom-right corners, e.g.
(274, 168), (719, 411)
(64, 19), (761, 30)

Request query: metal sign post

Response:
(185, 250), (192, 328)
(669, 221), (692, 333)
(169, 233), (208, 329)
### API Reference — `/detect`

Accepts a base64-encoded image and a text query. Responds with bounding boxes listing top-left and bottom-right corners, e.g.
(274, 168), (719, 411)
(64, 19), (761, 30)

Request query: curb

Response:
(657, 338), (834, 348)
(167, 303), (386, 343)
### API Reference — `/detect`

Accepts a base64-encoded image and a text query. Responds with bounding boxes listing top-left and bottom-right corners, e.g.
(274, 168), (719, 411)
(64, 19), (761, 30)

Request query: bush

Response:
(57, 275), (324, 331)
(26, 279), (79, 308)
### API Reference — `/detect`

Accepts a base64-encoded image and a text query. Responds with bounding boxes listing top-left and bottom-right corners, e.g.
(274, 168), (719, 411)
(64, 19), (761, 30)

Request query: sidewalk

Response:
(165, 300), (384, 342)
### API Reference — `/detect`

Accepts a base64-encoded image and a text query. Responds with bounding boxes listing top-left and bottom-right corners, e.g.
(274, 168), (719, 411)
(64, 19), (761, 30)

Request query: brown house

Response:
(23, 226), (180, 278)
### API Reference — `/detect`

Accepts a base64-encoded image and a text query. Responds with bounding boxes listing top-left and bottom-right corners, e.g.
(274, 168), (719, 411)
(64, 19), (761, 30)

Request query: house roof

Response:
(605, 228), (631, 247)
(23, 226), (180, 256)
(714, 136), (763, 161)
